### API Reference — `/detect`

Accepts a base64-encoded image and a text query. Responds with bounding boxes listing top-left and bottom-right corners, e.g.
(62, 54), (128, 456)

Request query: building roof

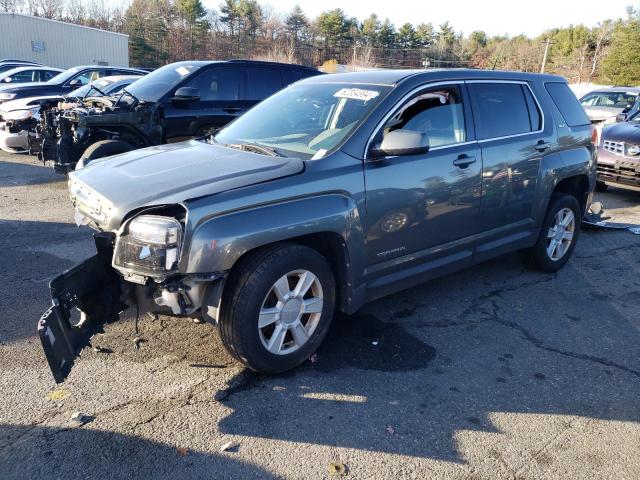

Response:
(0, 13), (128, 38)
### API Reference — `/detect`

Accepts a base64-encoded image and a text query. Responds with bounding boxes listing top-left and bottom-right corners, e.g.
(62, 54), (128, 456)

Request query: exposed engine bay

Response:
(26, 95), (165, 173)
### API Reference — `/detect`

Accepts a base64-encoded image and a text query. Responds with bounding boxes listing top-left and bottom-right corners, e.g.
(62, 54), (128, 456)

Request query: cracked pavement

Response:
(1, 153), (639, 479)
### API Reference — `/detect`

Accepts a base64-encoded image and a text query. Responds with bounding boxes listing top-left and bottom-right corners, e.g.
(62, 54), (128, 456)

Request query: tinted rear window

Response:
(545, 82), (590, 127)
(468, 83), (533, 139)
(246, 68), (283, 100)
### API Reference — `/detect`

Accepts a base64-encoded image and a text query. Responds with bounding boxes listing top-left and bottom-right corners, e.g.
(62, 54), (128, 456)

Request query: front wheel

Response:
(218, 244), (336, 374)
(520, 193), (581, 272)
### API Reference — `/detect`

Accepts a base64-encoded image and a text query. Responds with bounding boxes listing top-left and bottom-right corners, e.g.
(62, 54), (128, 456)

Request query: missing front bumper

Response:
(38, 234), (124, 383)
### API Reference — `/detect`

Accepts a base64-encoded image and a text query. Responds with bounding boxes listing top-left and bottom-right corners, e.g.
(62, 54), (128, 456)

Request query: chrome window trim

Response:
(364, 80), (467, 160)
(364, 79), (547, 160)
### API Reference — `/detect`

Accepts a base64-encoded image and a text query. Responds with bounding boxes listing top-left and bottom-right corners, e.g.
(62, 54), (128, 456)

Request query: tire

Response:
(520, 193), (581, 273)
(595, 181), (608, 192)
(76, 140), (135, 169)
(218, 243), (336, 374)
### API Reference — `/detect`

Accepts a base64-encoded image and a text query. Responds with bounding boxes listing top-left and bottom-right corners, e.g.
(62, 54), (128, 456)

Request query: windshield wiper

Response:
(114, 87), (139, 108)
(225, 142), (283, 157)
(81, 84), (107, 100)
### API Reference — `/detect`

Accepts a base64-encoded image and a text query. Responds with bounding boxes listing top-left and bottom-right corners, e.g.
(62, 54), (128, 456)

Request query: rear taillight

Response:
(591, 125), (599, 145)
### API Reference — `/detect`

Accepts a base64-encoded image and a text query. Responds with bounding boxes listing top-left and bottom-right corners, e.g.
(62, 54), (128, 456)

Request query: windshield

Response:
(68, 78), (117, 97)
(214, 83), (391, 159)
(47, 67), (83, 84)
(125, 63), (203, 102)
(580, 91), (638, 109)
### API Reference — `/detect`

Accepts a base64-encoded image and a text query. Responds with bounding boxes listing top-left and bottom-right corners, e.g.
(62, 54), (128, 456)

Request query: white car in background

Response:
(0, 75), (142, 153)
(0, 66), (63, 85)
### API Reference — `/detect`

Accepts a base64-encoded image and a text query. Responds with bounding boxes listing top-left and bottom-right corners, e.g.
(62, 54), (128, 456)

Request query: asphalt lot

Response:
(1, 152), (639, 479)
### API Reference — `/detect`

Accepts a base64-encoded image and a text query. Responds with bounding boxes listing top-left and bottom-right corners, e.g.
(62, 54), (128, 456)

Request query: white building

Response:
(0, 13), (129, 68)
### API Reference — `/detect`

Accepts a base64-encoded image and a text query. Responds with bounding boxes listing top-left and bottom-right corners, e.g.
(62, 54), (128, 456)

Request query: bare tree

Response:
(64, 0), (85, 23)
(588, 20), (613, 82)
(0, 0), (23, 13)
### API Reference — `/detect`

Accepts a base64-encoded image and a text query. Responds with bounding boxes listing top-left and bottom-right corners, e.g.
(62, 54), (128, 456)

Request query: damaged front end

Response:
(39, 204), (226, 383)
(38, 233), (124, 383)
(30, 98), (165, 175)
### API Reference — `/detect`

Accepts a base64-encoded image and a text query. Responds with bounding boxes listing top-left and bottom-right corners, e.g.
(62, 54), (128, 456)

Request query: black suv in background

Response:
(33, 60), (322, 173)
(0, 65), (148, 104)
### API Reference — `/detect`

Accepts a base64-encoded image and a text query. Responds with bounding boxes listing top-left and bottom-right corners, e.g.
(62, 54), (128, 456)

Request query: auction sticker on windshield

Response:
(334, 88), (380, 102)
(176, 66), (191, 76)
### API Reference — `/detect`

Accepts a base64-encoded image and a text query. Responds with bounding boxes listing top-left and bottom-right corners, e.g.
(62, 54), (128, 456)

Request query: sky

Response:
(204, 0), (635, 37)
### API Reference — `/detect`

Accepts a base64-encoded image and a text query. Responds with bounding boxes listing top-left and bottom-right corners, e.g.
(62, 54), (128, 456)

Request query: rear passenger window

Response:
(185, 68), (243, 101)
(246, 68), (283, 100)
(468, 83), (534, 140)
(545, 82), (591, 127)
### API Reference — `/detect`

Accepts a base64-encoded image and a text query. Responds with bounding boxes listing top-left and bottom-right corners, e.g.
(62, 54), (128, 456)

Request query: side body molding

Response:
(184, 194), (366, 306)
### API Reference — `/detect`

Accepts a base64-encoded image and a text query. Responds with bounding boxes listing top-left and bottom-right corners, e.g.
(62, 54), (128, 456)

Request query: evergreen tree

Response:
(285, 4), (308, 43)
(397, 22), (417, 49)
(601, 19), (640, 84)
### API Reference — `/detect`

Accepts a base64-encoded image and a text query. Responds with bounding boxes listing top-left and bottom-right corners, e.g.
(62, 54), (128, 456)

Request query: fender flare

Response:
(182, 194), (366, 307)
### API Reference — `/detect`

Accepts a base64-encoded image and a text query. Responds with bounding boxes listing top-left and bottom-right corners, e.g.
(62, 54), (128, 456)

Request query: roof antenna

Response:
(492, 57), (499, 70)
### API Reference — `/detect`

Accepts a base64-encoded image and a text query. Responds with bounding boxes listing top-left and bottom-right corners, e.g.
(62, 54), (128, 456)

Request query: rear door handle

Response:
(223, 107), (241, 113)
(453, 154), (476, 168)
(534, 141), (550, 152)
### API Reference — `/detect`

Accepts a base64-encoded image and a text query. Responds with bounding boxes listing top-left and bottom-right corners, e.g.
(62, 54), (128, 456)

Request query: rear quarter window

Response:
(545, 82), (590, 127)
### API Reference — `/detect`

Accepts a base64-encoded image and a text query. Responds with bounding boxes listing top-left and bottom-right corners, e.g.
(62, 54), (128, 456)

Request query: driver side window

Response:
(381, 85), (467, 149)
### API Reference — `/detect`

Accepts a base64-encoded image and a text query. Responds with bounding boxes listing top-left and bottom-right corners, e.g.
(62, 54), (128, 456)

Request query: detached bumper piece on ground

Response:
(38, 234), (123, 383)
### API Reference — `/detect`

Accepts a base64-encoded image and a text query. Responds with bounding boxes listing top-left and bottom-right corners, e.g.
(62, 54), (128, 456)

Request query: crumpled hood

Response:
(584, 106), (621, 122)
(601, 121), (640, 143)
(69, 140), (304, 231)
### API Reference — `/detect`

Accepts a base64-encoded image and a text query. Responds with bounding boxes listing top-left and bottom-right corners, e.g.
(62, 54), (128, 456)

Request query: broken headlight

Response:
(113, 215), (182, 280)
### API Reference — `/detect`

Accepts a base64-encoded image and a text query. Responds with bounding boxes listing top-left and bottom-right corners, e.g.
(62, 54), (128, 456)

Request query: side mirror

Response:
(370, 130), (429, 159)
(616, 113), (627, 123)
(68, 79), (81, 87)
(3, 77), (12, 83)
(171, 87), (200, 102)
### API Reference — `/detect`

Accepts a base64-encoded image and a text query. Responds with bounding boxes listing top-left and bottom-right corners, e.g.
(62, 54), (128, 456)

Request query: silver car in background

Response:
(579, 87), (640, 125)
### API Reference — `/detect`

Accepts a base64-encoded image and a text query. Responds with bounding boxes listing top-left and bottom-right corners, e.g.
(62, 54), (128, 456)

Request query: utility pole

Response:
(540, 38), (552, 73)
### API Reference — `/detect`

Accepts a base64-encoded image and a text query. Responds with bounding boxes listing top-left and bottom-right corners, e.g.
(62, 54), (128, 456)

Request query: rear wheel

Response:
(520, 193), (581, 272)
(218, 244), (336, 374)
(76, 140), (135, 169)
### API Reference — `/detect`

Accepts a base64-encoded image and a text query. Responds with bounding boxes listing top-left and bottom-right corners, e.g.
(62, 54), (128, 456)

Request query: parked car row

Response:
(0, 60), (321, 173)
(578, 86), (640, 193)
(0, 75), (141, 153)
(34, 68), (598, 383)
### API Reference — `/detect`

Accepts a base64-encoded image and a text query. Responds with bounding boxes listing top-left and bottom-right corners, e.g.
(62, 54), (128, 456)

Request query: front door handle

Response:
(453, 154), (476, 169)
(223, 107), (241, 113)
(534, 140), (550, 152)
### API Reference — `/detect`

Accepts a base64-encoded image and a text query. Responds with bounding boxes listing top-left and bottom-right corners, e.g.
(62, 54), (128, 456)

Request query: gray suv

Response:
(38, 69), (596, 382)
